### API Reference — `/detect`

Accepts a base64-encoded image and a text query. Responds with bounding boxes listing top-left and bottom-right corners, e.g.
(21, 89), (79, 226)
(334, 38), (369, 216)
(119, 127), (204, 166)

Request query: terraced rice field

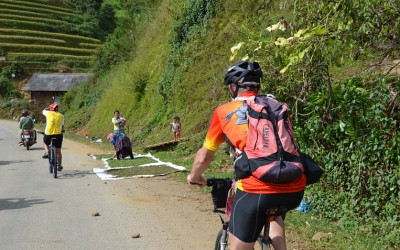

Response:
(0, 0), (101, 72)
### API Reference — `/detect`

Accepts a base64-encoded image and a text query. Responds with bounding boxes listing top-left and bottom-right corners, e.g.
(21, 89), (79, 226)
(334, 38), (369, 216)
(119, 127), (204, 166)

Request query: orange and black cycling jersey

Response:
(203, 91), (306, 194)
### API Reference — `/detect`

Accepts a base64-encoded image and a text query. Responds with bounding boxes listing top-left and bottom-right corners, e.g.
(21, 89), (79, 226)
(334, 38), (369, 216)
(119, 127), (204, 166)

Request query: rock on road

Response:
(0, 120), (219, 250)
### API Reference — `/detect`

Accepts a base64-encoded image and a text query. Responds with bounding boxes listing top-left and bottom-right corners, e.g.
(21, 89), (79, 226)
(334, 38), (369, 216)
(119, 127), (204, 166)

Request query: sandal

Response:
(57, 165), (63, 171)
(42, 152), (49, 159)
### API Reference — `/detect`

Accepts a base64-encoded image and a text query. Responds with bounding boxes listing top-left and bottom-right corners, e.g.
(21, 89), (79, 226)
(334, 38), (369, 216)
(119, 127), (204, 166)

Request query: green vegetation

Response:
(0, 0), (103, 77)
(1, 0), (399, 248)
(61, 0), (399, 248)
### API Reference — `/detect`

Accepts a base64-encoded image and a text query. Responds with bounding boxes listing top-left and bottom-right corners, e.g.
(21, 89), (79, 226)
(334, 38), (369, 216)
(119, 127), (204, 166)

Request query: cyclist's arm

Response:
(187, 146), (215, 185)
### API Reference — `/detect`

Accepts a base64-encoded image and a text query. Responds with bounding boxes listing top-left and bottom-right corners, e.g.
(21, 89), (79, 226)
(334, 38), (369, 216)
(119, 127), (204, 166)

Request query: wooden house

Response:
(22, 73), (93, 104)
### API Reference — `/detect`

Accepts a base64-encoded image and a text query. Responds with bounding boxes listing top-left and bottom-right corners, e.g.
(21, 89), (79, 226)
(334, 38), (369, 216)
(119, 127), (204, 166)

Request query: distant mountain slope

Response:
(0, 0), (101, 73)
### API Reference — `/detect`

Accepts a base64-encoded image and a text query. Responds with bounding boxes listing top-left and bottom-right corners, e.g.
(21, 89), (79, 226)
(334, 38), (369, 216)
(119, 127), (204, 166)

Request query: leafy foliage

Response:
(0, 63), (23, 98)
(64, 0), (116, 40)
(227, 0), (399, 246)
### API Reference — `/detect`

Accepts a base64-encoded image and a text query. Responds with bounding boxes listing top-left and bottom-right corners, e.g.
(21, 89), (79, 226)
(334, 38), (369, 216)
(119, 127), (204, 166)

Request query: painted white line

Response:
(92, 152), (186, 180)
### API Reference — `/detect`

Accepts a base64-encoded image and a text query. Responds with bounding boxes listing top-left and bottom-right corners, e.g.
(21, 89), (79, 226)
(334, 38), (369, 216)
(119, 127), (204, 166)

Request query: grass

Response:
(103, 156), (157, 167)
(107, 165), (181, 177)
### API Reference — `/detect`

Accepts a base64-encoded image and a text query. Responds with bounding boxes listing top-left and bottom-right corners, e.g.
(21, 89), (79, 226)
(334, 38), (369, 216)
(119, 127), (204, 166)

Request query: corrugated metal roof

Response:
(22, 73), (93, 92)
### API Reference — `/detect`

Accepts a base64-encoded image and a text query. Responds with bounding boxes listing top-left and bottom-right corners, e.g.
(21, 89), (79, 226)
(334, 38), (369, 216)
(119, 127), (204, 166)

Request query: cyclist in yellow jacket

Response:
(42, 103), (65, 171)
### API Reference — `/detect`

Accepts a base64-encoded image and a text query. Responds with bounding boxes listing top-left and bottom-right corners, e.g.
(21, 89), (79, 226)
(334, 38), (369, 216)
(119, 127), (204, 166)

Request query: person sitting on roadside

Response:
(42, 103), (65, 171)
(187, 61), (306, 250)
(18, 109), (36, 145)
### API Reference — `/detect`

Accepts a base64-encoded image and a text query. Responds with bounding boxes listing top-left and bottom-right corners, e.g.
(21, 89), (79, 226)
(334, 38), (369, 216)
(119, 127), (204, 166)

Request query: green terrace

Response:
(7, 52), (95, 61)
(1, 0), (75, 13)
(0, 18), (78, 34)
(0, 28), (101, 44)
(0, 7), (60, 18)
(0, 43), (96, 56)
(0, 0), (103, 72)
(0, 13), (72, 26)
(0, 35), (66, 46)
(0, 1), (75, 17)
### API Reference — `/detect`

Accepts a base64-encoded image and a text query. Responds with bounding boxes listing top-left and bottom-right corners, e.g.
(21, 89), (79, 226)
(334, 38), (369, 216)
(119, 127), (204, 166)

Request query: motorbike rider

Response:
(19, 110), (36, 145)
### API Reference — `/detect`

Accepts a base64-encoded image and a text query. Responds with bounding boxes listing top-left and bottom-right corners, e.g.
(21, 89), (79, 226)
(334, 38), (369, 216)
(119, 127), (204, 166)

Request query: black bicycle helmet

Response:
(22, 110), (28, 116)
(224, 61), (263, 86)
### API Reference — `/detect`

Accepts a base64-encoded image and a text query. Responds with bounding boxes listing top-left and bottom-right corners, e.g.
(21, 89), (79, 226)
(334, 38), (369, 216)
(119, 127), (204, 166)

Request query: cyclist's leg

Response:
(229, 190), (265, 250)
(56, 148), (62, 166)
(43, 134), (51, 157)
(229, 233), (255, 250)
(267, 191), (304, 250)
(53, 134), (63, 168)
(269, 216), (286, 250)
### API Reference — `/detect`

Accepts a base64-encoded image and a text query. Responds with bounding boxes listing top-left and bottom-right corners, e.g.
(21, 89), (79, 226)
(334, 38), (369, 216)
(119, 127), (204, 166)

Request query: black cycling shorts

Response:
(229, 189), (304, 243)
(43, 134), (63, 149)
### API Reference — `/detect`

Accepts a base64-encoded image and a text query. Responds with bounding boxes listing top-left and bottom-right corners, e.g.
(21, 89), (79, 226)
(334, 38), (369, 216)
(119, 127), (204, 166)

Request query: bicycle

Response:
(207, 178), (288, 250)
(48, 136), (58, 178)
(38, 131), (58, 178)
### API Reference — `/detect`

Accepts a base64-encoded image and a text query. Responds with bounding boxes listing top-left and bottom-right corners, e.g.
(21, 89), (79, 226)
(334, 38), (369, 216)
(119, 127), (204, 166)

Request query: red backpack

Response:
(234, 95), (304, 183)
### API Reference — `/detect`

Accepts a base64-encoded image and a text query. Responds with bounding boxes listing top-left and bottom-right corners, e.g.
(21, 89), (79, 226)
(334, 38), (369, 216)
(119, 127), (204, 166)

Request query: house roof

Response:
(22, 73), (93, 92)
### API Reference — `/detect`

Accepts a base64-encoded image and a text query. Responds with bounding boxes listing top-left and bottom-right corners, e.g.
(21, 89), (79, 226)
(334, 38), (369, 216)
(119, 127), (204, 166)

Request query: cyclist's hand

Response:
(187, 174), (207, 186)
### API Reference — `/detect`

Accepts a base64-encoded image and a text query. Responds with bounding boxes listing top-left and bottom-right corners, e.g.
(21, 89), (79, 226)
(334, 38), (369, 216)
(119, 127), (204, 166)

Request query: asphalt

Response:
(0, 119), (218, 250)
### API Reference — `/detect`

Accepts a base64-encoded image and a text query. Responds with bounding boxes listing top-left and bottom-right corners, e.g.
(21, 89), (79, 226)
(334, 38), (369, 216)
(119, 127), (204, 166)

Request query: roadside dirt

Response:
(65, 138), (222, 249)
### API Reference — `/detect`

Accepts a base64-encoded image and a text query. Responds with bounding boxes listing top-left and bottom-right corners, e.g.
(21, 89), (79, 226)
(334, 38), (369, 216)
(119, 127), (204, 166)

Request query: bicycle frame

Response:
(208, 178), (282, 250)
(48, 138), (58, 178)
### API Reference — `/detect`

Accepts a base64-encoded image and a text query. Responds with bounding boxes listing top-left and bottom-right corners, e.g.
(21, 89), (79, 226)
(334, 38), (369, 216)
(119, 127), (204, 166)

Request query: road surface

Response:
(0, 119), (219, 250)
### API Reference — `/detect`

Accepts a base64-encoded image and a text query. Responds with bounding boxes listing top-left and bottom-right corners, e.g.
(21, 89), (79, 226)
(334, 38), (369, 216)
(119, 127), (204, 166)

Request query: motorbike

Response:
(20, 130), (36, 150)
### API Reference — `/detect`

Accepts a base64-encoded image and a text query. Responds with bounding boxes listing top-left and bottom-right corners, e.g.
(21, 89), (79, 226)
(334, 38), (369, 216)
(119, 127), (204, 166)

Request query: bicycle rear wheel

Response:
(50, 146), (57, 178)
(215, 229), (229, 250)
(48, 152), (53, 174)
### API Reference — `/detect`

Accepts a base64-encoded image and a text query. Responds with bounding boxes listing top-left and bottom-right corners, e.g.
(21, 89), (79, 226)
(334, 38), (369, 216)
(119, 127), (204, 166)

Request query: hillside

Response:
(0, 0), (101, 73)
(2, 0), (399, 248)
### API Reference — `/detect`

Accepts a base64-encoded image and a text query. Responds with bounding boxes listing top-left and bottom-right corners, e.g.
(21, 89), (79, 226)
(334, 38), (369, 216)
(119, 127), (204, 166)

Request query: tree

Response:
(99, 4), (117, 40)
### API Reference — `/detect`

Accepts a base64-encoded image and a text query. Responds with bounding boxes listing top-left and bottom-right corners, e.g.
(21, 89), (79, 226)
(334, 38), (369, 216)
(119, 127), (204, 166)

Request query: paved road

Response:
(0, 119), (218, 250)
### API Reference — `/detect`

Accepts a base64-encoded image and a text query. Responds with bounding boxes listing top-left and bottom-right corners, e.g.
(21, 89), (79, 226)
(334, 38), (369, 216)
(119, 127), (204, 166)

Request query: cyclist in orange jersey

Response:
(188, 61), (305, 250)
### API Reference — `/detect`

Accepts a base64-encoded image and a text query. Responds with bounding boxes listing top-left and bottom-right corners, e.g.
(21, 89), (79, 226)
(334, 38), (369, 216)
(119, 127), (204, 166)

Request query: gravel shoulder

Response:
(64, 137), (221, 249)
